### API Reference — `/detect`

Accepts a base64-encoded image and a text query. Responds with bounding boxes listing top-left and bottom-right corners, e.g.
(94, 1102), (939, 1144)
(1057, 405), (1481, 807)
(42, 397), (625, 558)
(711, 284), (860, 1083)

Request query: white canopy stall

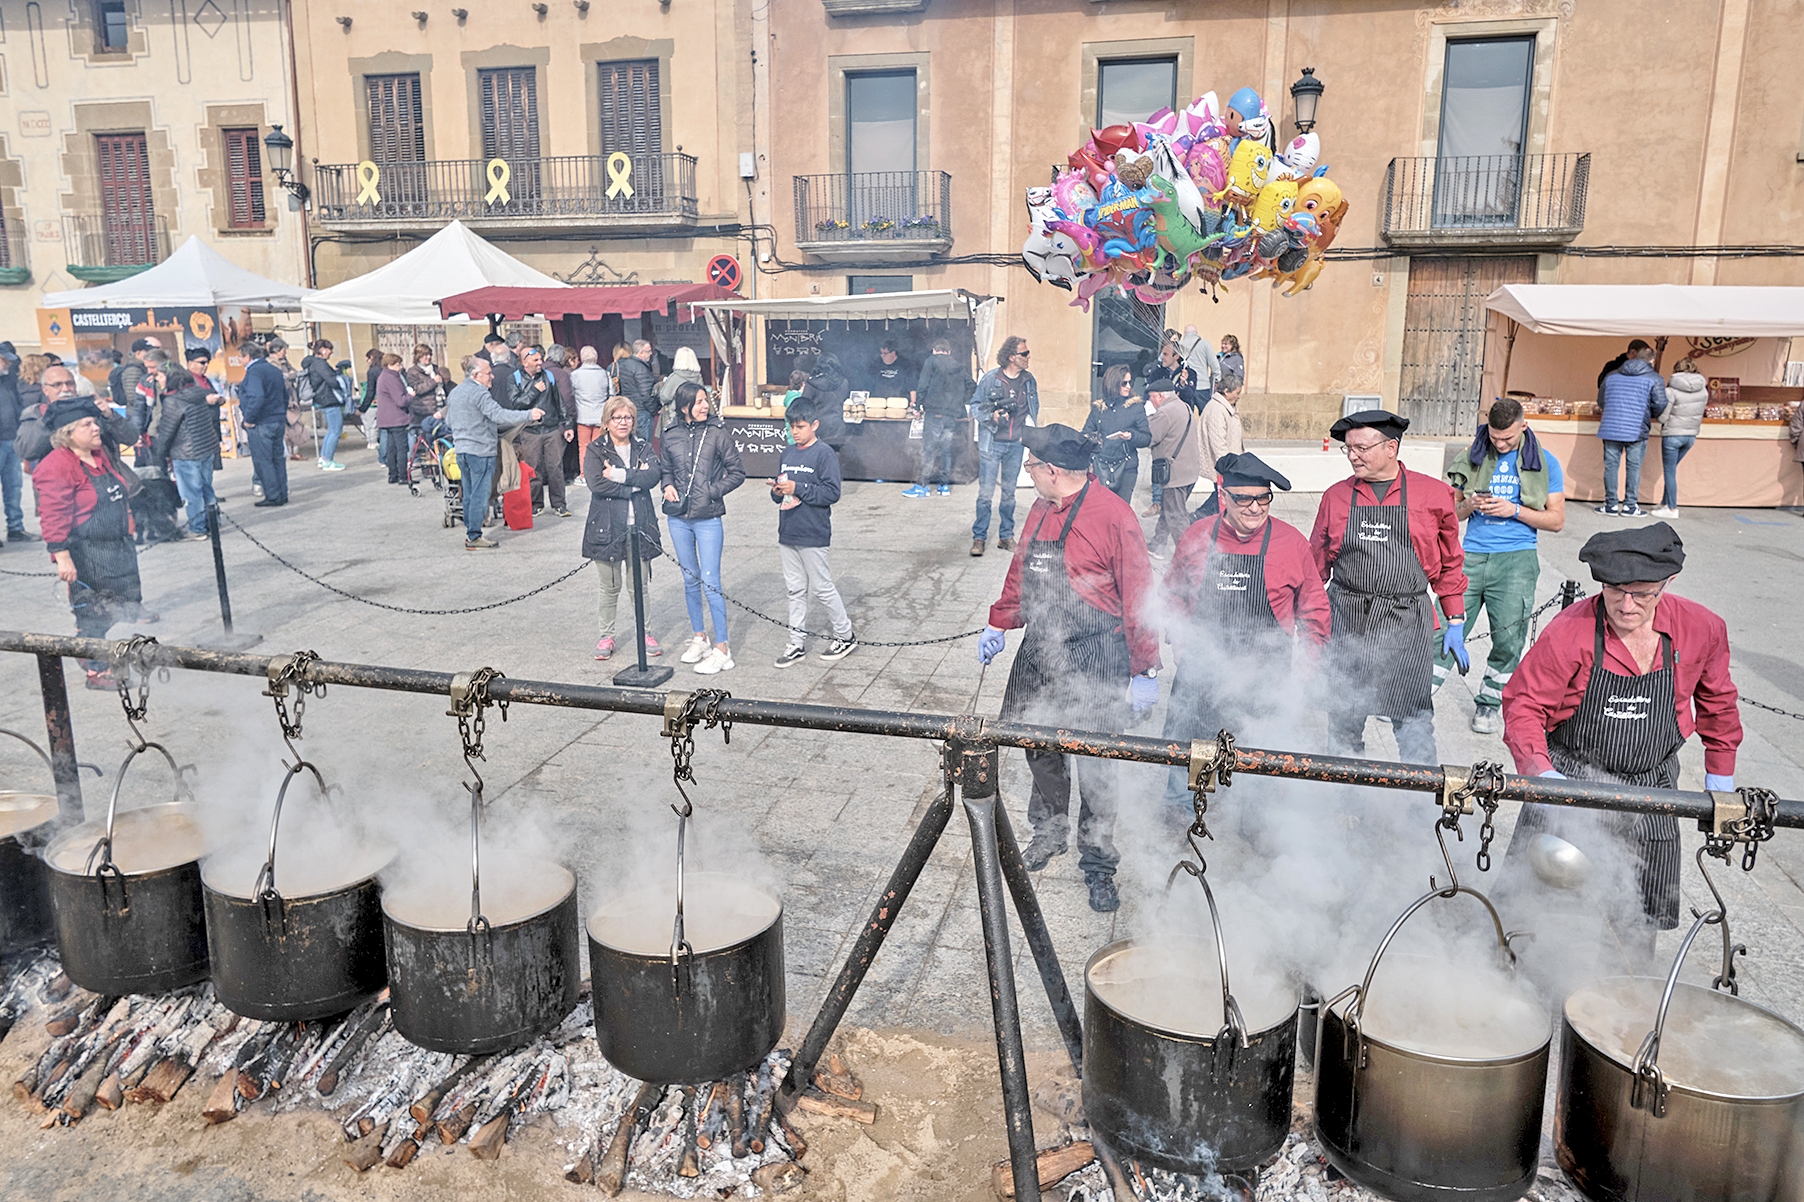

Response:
(41, 235), (310, 312)
(302, 220), (566, 325)
(1482, 284), (1804, 507)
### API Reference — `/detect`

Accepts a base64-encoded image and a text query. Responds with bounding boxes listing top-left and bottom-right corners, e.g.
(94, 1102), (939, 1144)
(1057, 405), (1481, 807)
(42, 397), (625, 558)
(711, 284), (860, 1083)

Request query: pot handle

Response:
(84, 739), (187, 877)
(467, 772), (489, 936)
(1631, 848), (1741, 1117)
(253, 759), (328, 906)
(1165, 860), (1248, 1048)
(0, 727), (106, 788)
(670, 782), (695, 992)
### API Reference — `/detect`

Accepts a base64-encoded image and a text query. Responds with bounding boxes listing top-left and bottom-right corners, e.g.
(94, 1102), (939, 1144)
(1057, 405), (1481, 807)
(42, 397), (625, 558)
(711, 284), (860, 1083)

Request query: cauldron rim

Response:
(42, 802), (208, 880)
(1564, 975), (1804, 1103)
(0, 791), (59, 842)
(201, 842), (396, 902)
(382, 869), (577, 934)
(1084, 936), (1299, 1044)
(587, 876), (784, 959)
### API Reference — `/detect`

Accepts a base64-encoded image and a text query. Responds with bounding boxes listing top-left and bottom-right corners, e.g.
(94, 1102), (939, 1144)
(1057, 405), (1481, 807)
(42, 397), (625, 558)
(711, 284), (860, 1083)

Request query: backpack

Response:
(107, 363), (129, 410)
(294, 370), (316, 407)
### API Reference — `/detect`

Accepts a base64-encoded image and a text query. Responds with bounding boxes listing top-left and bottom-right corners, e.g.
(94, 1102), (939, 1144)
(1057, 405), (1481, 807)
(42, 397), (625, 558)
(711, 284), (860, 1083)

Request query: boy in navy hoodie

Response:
(772, 404), (857, 667)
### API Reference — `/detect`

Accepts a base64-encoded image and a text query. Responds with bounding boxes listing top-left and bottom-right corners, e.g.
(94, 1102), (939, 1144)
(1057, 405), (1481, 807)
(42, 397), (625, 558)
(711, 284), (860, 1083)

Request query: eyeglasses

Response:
(1224, 490), (1273, 507)
(1602, 583), (1665, 604)
(1342, 439), (1393, 458)
(1024, 458), (1051, 472)
(1014, 350), (1032, 358)
(607, 413), (635, 423)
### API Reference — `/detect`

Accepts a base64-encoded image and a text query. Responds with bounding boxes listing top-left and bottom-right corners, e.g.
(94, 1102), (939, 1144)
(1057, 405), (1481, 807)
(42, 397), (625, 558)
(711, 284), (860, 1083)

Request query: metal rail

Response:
(4, 631), (1797, 830)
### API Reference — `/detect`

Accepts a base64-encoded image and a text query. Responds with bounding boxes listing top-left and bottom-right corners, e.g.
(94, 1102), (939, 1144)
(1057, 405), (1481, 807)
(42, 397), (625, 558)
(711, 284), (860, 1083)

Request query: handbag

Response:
(1094, 452), (1132, 491)
(662, 428), (706, 516)
(1151, 406), (1193, 488)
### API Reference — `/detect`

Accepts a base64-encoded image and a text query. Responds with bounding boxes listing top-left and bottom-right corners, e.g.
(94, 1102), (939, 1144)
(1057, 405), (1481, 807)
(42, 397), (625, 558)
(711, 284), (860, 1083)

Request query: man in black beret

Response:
(978, 423), (1160, 912)
(1502, 522), (1741, 932)
(1309, 410), (1468, 764)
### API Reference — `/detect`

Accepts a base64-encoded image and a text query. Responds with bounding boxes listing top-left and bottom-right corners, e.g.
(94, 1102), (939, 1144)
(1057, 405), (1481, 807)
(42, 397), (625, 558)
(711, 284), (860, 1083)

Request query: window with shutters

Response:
(366, 74), (427, 208)
(598, 60), (662, 207)
(223, 128), (267, 229)
(96, 132), (156, 265)
(95, 0), (129, 53)
(479, 67), (541, 161)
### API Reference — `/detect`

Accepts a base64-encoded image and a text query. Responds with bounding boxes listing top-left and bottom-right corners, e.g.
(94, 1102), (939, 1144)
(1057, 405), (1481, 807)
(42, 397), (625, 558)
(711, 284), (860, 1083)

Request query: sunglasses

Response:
(1014, 350), (1032, 358)
(1225, 490), (1273, 507)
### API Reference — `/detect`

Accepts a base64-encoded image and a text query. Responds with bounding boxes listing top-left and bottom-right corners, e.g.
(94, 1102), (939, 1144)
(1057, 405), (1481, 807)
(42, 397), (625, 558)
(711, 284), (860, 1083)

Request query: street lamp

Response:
(263, 124), (310, 207)
(1289, 67), (1324, 134)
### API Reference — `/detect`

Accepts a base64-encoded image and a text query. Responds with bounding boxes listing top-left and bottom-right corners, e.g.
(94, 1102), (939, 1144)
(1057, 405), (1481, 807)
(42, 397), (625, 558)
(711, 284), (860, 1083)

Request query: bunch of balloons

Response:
(1021, 87), (1349, 309)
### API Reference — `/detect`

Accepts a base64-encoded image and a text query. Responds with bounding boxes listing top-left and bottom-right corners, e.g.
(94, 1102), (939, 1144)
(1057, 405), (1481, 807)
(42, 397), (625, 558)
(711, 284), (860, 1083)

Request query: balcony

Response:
(1381, 153), (1589, 249)
(62, 213), (171, 283)
(0, 225), (29, 286)
(793, 171), (952, 263)
(311, 153), (699, 235)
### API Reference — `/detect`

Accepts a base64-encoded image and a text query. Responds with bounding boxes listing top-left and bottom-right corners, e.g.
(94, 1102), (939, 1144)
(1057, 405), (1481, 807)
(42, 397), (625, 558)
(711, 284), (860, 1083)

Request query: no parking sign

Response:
(706, 254), (742, 291)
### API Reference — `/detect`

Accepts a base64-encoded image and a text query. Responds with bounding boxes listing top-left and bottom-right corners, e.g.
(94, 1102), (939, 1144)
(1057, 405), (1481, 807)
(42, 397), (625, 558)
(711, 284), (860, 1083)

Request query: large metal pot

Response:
(0, 728), (63, 954)
(1556, 855), (1804, 1202)
(1315, 881), (1549, 1202)
(588, 870), (786, 1084)
(44, 742), (210, 994)
(382, 786), (580, 1054)
(203, 762), (393, 1021)
(1083, 867), (1297, 1175)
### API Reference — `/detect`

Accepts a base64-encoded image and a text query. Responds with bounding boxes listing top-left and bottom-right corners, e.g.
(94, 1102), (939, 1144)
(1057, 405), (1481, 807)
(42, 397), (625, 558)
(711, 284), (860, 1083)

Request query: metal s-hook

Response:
(264, 650), (324, 769)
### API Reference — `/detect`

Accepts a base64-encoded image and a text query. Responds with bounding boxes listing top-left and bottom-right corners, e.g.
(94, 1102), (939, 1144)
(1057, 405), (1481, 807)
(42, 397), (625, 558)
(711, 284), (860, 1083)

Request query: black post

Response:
(995, 802), (1084, 1077)
(612, 511), (672, 689)
(960, 742), (1040, 1202)
(36, 653), (82, 821)
(203, 504), (262, 650)
(781, 766), (956, 1103)
(1559, 579), (1584, 610)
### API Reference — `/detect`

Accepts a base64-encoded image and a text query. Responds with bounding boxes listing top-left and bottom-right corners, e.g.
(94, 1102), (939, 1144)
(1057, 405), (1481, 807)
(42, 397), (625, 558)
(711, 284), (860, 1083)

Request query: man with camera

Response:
(969, 335), (1039, 557)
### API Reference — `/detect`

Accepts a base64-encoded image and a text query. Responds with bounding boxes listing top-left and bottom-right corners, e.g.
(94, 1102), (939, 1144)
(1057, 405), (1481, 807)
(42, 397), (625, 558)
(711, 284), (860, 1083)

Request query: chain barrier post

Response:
(205, 503), (262, 650)
(613, 508), (672, 690)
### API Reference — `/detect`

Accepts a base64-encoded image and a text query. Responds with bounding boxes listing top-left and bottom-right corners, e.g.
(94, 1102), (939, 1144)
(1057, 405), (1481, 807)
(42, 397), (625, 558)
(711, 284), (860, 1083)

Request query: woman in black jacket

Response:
(150, 367), (223, 538)
(658, 382), (745, 675)
(583, 396), (663, 663)
(798, 352), (850, 447)
(1082, 364), (1152, 503)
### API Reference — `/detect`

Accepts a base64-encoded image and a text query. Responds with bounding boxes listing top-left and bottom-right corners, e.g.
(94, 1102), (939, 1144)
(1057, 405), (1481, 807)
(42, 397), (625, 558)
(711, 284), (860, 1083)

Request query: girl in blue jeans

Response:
(659, 382), (746, 675)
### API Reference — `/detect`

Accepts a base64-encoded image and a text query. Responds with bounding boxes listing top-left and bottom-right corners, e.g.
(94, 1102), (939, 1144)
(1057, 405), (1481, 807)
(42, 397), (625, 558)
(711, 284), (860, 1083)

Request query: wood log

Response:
(563, 1153), (594, 1184)
(201, 1074), (240, 1124)
(385, 1137), (420, 1169)
(726, 1072), (748, 1159)
(121, 1058), (154, 1091)
(436, 1101), (478, 1145)
(342, 1124), (387, 1172)
(596, 1080), (662, 1197)
(776, 1108), (808, 1160)
(794, 1088), (877, 1124)
(813, 1067), (863, 1101)
(466, 1111), (510, 1161)
(94, 1073), (123, 1112)
(43, 1010), (81, 1038)
(990, 1142), (1095, 1198)
(746, 1074), (776, 1155)
(752, 1161), (807, 1195)
(13, 1068), (38, 1102)
(37, 1057), (71, 1099)
(127, 1057), (192, 1105)
(62, 1061), (107, 1119)
(410, 1054), (486, 1124)
(44, 972), (72, 1002)
(317, 1004), (387, 1097)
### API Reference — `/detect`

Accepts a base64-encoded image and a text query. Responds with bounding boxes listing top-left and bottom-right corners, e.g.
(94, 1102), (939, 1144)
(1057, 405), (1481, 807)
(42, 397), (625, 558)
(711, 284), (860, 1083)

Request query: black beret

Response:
(1578, 522), (1685, 585)
(1330, 409), (1410, 442)
(1021, 423), (1095, 471)
(43, 397), (105, 434)
(184, 345), (213, 362)
(1215, 452), (1292, 492)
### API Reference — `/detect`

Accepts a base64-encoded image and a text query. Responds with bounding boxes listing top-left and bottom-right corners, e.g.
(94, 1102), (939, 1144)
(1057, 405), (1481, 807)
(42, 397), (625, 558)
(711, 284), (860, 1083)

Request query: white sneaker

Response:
(694, 647), (734, 675)
(1649, 506), (1678, 518)
(679, 634), (710, 664)
(321, 460), (346, 472)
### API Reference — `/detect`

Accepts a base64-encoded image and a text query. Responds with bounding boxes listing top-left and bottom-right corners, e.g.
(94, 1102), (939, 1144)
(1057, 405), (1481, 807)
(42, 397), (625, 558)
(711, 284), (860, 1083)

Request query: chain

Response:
(263, 650), (323, 743)
(1463, 593), (1567, 646)
(665, 688), (733, 788)
(1740, 696), (1804, 721)
(1182, 729), (1236, 871)
(0, 565), (57, 578)
(218, 509), (589, 615)
(1467, 762), (1507, 871)
(638, 530), (984, 648)
(448, 667), (508, 764)
(1704, 785), (1778, 871)
(110, 635), (160, 727)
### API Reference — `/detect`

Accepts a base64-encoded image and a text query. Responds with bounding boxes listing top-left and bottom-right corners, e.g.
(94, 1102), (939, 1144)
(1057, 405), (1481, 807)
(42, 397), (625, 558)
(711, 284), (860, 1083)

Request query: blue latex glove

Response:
(1539, 769), (1566, 779)
(1705, 774), (1735, 792)
(1442, 620), (1470, 674)
(978, 626), (1007, 665)
(1130, 673), (1159, 716)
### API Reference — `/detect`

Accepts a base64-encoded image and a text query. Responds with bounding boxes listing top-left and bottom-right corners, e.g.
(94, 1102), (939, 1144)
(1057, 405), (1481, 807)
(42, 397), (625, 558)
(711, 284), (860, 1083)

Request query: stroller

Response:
(409, 418), (450, 494)
(439, 442), (502, 531)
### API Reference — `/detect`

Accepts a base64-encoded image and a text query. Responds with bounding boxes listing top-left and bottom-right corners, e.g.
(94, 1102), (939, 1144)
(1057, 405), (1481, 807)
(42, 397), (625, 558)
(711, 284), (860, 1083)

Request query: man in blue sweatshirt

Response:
(1595, 339), (1669, 517)
(238, 340), (291, 507)
(772, 403), (857, 667)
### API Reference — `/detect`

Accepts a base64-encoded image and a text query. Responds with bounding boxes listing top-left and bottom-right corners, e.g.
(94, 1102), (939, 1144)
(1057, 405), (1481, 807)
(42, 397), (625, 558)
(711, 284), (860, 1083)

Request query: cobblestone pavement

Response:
(4, 439), (1804, 1057)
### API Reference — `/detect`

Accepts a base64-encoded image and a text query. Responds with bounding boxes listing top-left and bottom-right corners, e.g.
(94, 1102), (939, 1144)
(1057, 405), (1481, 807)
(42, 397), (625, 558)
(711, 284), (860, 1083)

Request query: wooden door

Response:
(1399, 256), (1534, 435)
(96, 132), (155, 265)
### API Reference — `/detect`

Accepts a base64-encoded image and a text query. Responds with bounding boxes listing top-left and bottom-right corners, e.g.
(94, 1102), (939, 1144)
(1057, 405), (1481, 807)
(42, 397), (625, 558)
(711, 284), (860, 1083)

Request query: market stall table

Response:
(1527, 416), (1803, 508)
(722, 413), (979, 483)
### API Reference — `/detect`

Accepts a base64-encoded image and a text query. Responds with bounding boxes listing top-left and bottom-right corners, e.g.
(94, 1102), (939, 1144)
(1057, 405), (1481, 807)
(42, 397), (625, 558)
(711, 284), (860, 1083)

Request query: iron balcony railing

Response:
(312, 153), (699, 222)
(1382, 152), (1590, 241)
(0, 223), (27, 274)
(62, 212), (171, 269)
(794, 171), (952, 244)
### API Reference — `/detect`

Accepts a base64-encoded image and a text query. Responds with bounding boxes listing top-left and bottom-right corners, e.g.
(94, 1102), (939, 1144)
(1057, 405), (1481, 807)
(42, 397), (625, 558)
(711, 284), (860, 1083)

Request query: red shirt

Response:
(1308, 469), (1468, 618)
(1502, 593), (1741, 777)
(1162, 515), (1331, 647)
(988, 480), (1161, 675)
(32, 447), (132, 554)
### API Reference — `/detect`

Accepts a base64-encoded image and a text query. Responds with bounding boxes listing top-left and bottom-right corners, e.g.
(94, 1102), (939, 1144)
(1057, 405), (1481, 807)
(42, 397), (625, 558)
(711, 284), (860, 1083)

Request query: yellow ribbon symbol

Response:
(485, 158), (511, 205)
(355, 161), (382, 205)
(605, 152), (634, 199)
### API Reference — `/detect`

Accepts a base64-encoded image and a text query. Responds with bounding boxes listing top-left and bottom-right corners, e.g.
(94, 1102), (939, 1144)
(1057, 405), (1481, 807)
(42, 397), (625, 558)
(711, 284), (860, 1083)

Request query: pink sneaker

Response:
(645, 634), (663, 657)
(594, 637), (615, 661)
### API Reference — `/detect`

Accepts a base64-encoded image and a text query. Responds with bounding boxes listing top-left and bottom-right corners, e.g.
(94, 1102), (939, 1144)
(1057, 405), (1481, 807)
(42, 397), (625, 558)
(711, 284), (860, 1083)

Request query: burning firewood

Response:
(201, 1073), (241, 1124)
(94, 1073), (123, 1112)
(726, 1070), (748, 1158)
(437, 1101), (478, 1145)
(61, 1059), (108, 1120)
(677, 1085), (701, 1177)
(342, 1122), (388, 1172)
(410, 1054), (486, 1124)
(746, 1062), (777, 1154)
(316, 1002), (388, 1097)
(990, 1141), (1096, 1198)
(596, 1080), (662, 1197)
(126, 1057), (193, 1105)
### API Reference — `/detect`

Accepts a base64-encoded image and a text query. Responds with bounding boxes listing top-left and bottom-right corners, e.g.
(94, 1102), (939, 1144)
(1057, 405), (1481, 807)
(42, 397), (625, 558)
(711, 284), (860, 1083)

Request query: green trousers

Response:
(1434, 547), (1540, 711)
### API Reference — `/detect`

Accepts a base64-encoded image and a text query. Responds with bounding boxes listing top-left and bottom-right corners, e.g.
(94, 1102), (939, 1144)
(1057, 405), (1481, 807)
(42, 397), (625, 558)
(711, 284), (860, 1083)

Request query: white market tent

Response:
(302, 220), (567, 325)
(1484, 284), (1804, 338)
(41, 235), (309, 311)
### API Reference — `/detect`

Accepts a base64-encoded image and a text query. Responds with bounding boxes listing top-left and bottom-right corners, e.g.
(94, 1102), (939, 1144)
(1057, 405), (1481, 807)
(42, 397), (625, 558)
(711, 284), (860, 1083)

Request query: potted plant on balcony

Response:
(900, 215), (942, 237)
(814, 217), (851, 237)
(861, 216), (896, 236)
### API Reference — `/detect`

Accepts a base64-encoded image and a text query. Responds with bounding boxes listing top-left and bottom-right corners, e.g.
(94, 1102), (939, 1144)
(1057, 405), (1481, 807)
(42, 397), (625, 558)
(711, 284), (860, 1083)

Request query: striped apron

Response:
(1327, 472), (1435, 724)
(1510, 604), (1683, 928)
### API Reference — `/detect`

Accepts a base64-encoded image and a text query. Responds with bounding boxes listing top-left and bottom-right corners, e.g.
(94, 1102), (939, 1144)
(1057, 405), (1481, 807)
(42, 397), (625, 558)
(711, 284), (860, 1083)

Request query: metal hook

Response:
(1692, 846), (1745, 995)
(253, 759), (329, 907)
